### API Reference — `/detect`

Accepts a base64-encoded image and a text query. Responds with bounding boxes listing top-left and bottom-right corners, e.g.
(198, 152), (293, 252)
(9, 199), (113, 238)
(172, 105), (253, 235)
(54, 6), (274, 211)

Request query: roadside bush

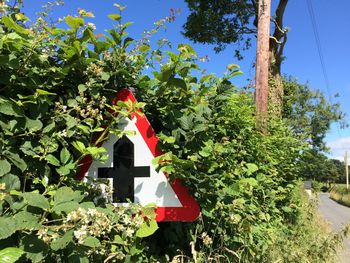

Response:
(137, 44), (343, 262)
(266, 185), (344, 263)
(0, 3), (159, 262)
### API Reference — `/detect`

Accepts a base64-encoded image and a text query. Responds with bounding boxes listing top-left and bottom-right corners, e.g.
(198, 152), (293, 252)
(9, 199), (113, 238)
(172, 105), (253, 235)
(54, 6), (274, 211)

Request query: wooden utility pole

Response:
(345, 151), (348, 189)
(255, 0), (271, 132)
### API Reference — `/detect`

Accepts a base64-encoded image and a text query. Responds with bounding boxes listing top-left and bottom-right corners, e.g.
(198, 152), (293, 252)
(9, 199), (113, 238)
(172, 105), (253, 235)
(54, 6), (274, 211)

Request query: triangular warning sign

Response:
(78, 88), (200, 222)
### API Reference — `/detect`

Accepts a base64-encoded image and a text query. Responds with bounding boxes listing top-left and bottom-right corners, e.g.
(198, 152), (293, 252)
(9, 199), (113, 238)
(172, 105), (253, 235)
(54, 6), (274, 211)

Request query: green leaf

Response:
(20, 235), (48, 263)
(42, 122), (55, 133)
(101, 72), (110, 81)
(94, 41), (111, 53)
(167, 78), (187, 90)
(15, 13), (29, 21)
(79, 202), (95, 210)
(26, 118), (43, 132)
(108, 14), (121, 21)
(138, 44), (150, 52)
(141, 204), (156, 219)
(22, 192), (50, 210)
(112, 235), (126, 245)
(136, 220), (158, 238)
(200, 74), (216, 83)
(72, 141), (86, 154)
(154, 67), (172, 82)
(246, 163), (258, 175)
(45, 154), (60, 166)
(0, 217), (17, 239)
(0, 98), (22, 116)
(54, 187), (83, 205)
(85, 146), (106, 156)
(50, 230), (73, 251)
(239, 178), (258, 187)
(129, 246), (143, 256)
(0, 159), (11, 177)
(177, 44), (197, 58)
(6, 152), (27, 172)
(123, 37), (134, 48)
(282, 206), (293, 213)
(2, 16), (29, 36)
(68, 253), (89, 263)
(65, 16), (84, 29)
(52, 201), (79, 214)
(20, 141), (37, 156)
(56, 165), (70, 176)
(36, 89), (56, 96)
(83, 236), (101, 248)
(227, 70), (243, 79)
(13, 211), (40, 230)
(226, 64), (240, 70)
(0, 247), (24, 263)
(179, 115), (194, 131)
(78, 84), (87, 92)
(0, 174), (20, 191)
(60, 148), (71, 165)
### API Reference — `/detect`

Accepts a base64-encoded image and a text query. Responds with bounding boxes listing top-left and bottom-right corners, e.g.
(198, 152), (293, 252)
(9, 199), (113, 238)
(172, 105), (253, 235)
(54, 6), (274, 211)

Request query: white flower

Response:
(125, 228), (134, 237)
(60, 129), (67, 137)
(87, 208), (97, 217)
(0, 2), (8, 12)
(87, 22), (96, 31)
(74, 226), (88, 243)
(201, 232), (213, 247)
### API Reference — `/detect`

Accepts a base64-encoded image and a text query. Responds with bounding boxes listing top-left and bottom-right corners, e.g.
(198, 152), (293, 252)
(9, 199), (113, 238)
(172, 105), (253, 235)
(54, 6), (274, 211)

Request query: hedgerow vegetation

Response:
(330, 185), (350, 207)
(0, 1), (345, 262)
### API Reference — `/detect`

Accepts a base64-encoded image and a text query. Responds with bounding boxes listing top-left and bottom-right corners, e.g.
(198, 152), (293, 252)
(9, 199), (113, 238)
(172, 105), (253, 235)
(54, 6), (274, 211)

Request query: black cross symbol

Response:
(98, 135), (150, 203)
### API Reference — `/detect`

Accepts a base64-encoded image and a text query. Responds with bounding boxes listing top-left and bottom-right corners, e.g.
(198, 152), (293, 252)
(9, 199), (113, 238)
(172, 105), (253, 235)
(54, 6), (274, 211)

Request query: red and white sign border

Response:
(78, 88), (200, 222)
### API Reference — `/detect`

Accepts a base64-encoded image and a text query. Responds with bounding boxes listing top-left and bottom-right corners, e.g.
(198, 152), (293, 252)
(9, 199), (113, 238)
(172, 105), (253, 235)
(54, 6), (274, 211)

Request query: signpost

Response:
(78, 88), (200, 222)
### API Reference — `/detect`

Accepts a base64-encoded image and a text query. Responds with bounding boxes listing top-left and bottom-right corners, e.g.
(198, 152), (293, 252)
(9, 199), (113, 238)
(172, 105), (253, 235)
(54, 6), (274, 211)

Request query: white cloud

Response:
(326, 137), (350, 160)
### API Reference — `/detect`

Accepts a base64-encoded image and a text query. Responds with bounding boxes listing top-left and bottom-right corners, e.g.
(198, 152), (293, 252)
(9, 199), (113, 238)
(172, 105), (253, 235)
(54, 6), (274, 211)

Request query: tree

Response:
(282, 77), (343, 152)
(329, 159), (345, 183)
(183, 0), (289, 116)
(282, 77), (344, 182)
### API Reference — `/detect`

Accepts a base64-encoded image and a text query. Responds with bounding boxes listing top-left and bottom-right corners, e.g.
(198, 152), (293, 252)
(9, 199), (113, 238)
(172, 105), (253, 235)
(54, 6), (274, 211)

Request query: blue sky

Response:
(23, 0), (350, 159)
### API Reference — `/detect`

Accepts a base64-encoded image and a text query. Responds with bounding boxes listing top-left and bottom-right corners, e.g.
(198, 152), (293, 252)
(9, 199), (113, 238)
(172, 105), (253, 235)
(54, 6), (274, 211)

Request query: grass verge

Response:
(330, 184), (350, 207)
(266, 186), (347, 263)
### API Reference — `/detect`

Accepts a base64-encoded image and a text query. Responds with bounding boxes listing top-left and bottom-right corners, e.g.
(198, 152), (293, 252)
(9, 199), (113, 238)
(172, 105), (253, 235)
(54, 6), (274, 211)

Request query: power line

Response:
(306, 0), (331, 100)
(306, 0), (344, 150)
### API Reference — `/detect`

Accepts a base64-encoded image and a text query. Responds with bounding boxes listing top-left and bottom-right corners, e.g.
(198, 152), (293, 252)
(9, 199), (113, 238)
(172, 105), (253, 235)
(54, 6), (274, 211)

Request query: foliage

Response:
(136, 44), (340, 261)
(0, 2), (159, 262)
(282, 77), (343, 152)
(282, 77), (344, 183)
(266, 186), (345, 263)
(330, 184), (350, 207)
(182, 0), (257, 55)
(298, 151), (343, 182)
(182, 0), (288, 120)
(182, 0), (289, 73)
(333, 159), (348, 184)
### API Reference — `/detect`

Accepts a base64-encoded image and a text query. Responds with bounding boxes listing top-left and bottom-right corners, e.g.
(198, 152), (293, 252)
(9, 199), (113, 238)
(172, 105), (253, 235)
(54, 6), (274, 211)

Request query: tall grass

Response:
(330, 184), (350, 207)
(265, 186), (346, 263)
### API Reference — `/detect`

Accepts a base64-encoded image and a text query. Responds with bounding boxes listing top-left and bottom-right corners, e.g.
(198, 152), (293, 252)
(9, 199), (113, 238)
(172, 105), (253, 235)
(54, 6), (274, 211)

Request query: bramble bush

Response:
(0, 2), (160, 262)
(0, 2), (345, 263)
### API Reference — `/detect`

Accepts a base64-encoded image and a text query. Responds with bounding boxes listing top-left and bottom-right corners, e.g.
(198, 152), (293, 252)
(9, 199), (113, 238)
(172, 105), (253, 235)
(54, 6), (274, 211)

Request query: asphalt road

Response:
(318, 193), (350, 262)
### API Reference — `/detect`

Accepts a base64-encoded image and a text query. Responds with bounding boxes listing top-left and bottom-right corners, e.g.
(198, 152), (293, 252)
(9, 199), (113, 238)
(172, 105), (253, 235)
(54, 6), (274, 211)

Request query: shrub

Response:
(0, 3), (159, 262)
